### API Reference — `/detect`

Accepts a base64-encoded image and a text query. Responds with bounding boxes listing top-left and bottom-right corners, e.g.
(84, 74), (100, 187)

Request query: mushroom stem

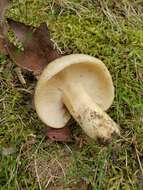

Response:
(62, 83), (120, 142)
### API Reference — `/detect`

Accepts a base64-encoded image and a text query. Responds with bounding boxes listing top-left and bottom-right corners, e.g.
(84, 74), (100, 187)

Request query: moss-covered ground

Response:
(0, 1), (143, 189)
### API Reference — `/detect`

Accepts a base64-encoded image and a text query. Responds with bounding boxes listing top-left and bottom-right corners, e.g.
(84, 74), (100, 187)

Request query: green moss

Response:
(0, 1), (143, 189)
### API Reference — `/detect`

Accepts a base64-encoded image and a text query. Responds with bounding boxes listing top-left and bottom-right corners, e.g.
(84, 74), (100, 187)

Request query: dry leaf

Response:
(41, 126), (72, 142)
(7, 19), (61, 73)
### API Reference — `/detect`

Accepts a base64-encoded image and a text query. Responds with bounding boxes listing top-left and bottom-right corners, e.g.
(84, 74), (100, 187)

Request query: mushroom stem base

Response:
(62, 83), (120, 142)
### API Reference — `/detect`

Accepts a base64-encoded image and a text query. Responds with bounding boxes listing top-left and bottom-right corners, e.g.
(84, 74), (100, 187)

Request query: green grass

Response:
(0, 0), (143, 189)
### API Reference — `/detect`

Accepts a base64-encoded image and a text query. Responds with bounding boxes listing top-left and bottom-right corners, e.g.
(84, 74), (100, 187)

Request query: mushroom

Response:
(34, 54), (120, 142)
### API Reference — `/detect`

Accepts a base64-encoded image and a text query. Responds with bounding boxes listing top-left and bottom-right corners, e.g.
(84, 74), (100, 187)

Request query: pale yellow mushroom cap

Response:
(34, 54), (114, 128)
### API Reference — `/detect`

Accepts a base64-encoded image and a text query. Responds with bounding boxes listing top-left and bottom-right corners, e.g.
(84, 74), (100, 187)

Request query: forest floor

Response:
(0, 1), (143, 190)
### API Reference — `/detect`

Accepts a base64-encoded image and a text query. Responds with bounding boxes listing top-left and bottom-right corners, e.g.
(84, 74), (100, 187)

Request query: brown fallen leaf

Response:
(1, 1), (61, 73)
(7, 19), (61, 74)
(41, 126), (72, 142)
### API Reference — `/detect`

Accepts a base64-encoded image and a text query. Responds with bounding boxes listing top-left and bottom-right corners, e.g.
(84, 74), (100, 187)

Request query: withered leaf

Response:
(41, 126), (72, 142)
(7, 19), (61, 73)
